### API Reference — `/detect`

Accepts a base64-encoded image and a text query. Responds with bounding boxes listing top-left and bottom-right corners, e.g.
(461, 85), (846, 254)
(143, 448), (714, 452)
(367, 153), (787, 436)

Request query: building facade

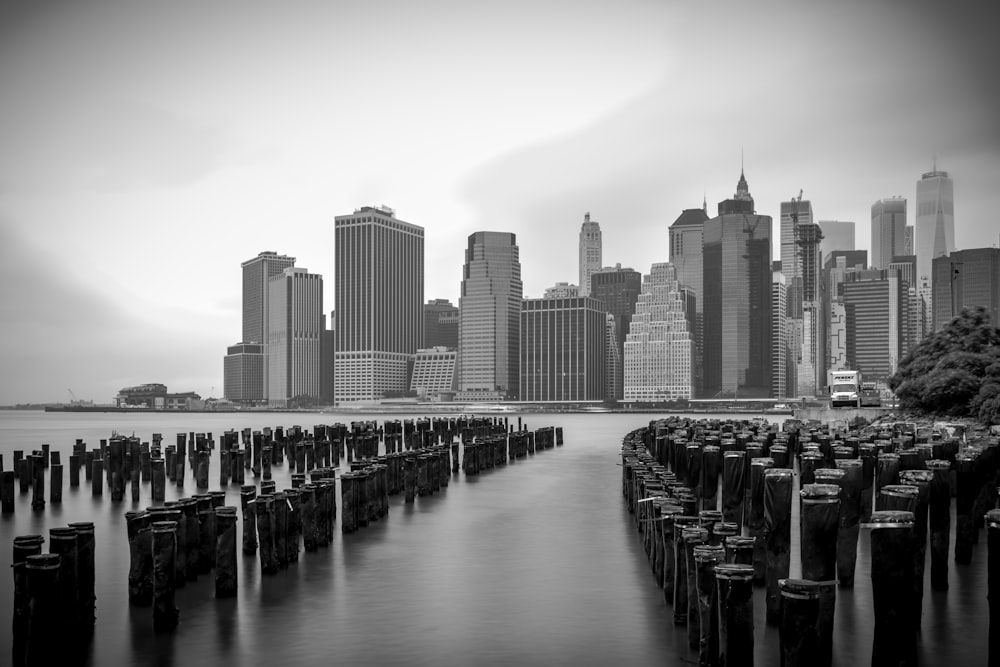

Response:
(932, 248), (1000, 331)
(578, 213), (602, 297)
(916, 167), (955, 300)
(669, 207), (709, 397)
(771, 272), (788, 399)
(590, 264), (642, 400)
(818, 220), (855, 265)
(520, 297), (606, 401)
(842, 269), (906, 383)
(543, 282), (580, 299)
(267, 268), (324, 407)
(702, 171), (773, 398)
(871, 198), (907, 270)
(457, 231), (522, 400)
(623, 263), (694, 402)
(224, 342), (265, 405)
(409, 347), (457, 400)
(424, 298), (459, 349)
(334, 206), (424, 405)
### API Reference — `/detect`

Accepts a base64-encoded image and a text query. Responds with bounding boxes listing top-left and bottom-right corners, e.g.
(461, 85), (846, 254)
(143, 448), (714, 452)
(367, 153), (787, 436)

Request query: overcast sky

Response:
(2, 0), (997, 404)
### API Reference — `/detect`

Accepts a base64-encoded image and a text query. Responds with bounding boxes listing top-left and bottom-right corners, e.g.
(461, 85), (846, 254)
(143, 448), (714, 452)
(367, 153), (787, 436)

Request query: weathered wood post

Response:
(92, 457), (104, 497)
(240, 485), (257, 555)
(12, 535), (45, 665)
(50, 463), (63, 503)
(722, 451), (745, 526)
(779, 578), (820, 667)
(69, 521), (96, 636)
(404, 455), (416, 504)
(256, 494), (277, 574)
(869, 510), (917, 667)
(799, 483), (840, 667)
(126, 511), (153, 606)
(955, 451), (977, 565)
(300, 484), (317, 552)
(684, 526), (710, 647)
(69, 454), (81, 487)
(672, 515), (699, 624)
(748, 457), (773, 584)
(988, 509), (1000, 667)
(25, 553), (63, 663)
(927, 459), (951, 591)
(215, 506), (238, 598)
(1, 469), (14, 513)
(764, 468), (793, 625)
(695, 543), (725, 666)
(899, 469), (932, 628)
(31, 454), (45, 510)
(341, 472), (358, 533)
(151, 521), (180, 632)
(716, 563), (754, 667)
(832, 459), (862, 587)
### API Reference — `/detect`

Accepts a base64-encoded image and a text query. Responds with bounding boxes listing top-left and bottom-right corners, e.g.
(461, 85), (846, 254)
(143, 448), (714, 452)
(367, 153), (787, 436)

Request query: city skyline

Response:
(2, 0), (998, 404)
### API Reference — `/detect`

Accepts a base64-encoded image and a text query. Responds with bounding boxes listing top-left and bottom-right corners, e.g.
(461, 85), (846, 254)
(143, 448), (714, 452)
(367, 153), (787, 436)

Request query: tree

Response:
(888, 306), (1000, 424)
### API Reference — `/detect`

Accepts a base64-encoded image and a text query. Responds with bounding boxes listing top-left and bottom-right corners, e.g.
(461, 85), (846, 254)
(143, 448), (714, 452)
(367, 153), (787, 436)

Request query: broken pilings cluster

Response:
(10, 522), (96, 666)
(621, 415), (1000, 666)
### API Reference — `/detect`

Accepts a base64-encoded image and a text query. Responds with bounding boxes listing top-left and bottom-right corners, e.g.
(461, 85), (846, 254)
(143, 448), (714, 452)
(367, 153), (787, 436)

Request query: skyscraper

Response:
(590, 264), (642, 400)
(871, 198), (907, 270)
(578, 213), (602, 297)
(520, 296), (606, 401)
(703, 171), (773, 398)
(424, 299), (459, 349)
(932, 248), (1000, 331)
(334, 206), (424, 405)
(668, 207), (709, 397)
(780, 197), (814, 317)
(772, 272), (788, 399)
(224, 250), (296, 405)
(842, 269), (906, 383)
(457, 231), (522, 400)
(623, 263), (693, 402)
(242, 251), (296, 344)
(916, 166), (955, 297)
(267, 267), (324, 407)
(818, 220), (855, 264)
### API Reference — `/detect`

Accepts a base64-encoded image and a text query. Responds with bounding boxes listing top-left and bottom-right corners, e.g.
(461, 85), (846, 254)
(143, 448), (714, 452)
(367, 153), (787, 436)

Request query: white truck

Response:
(828, 370), (861, 408)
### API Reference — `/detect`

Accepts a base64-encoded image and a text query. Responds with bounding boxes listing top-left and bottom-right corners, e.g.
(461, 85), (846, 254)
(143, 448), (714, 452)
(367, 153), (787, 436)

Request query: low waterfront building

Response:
(409, 347), (457, 400)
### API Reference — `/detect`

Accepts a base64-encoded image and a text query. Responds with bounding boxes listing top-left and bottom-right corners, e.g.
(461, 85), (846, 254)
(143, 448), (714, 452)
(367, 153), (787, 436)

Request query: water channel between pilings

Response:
(621, 416), (1000, 667)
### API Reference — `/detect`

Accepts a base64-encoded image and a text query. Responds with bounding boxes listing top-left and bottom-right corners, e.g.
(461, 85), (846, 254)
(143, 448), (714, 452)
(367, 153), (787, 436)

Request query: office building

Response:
(223, 342), (265, 406)
(823, 251), (868, 378)
(334, 206), (424, 404)
(267, 268), (324, 407)
(520, 297), (606, 401)
(932, 248), (1000, 331)
(424, 299), (459, 349)
(871, 198), (907, 270)
(842, 269), (907, 383)
(409, 347), (457, 400)
(579, 213), (602, 297)
(669, 207), (710, 397)
(703, 171), (773, 398)
(457, 231), (522, 400)
(818, 220), (855, 264)
(605, 313), (622, 403)
(623, 263), (694, 402)
(916, 166), (955, 295)
(780, 197), (814, 316)
(227, 251), (296, 404)
(590, 264), (642, 400)
(772, 272), (788, 399)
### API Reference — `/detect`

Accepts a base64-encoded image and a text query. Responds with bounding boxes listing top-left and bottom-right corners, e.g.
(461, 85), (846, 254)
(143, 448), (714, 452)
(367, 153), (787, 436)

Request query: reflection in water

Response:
(0, 411), (991, 665)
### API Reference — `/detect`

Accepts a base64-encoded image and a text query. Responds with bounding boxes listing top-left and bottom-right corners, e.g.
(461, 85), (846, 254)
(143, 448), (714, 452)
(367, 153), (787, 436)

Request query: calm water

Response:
(0, 410), (990, 666)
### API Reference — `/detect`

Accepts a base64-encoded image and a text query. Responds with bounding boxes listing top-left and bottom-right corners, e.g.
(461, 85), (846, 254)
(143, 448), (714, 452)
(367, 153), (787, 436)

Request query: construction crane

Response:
(68, 388), (78, 402)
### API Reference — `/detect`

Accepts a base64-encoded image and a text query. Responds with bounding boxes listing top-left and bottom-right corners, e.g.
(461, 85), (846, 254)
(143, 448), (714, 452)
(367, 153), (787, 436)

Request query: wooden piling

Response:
(832, 459), (862, 588)
(92, 458), (104, 497)
(695, 544), (724, 666)
(927, 459), (951, 591)
(31, 454), (45, 510)
(748, 457), (773, 584)
(716, 563), (754, 667)
(955, 452), (977, 565)
(869, 510), (917, 667)
(988, 509), (1000, 666)
(256, 494), (277, 574)
(25, 553), (63, 663)
(68, 521), (96, 635)
(684, 525), (710, 645)
(722, 451), (745, 526)
(1, 469), (14, 513)
(12, 535), (45, 665)
(151, 521), (180, 632)
(126, 511), (153, 606)
(799, 483), (840, 667)
(215, 506), (238, 598)
(778, 579), (820, 667)
(763, 468), (793, 625)
(899, 469), (932, 628)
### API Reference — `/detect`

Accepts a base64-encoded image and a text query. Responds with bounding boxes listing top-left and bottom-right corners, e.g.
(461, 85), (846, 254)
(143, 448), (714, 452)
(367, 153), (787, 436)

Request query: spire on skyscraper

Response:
(735, 169), (751, 201)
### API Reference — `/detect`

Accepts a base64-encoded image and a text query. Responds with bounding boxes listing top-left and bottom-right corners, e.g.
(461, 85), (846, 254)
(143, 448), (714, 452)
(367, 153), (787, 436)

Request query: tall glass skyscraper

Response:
(870, 198), (907, 270)
(334, 206), (424, 405)
(578, 213), (602, 297)
(916, 166), (955, 295)
(457, 231), (522, 400)
(702, 171), (773, 398)
(520, 296), (606, 401)
(590, 264), (642, 400)
(669, 206), (709, 397)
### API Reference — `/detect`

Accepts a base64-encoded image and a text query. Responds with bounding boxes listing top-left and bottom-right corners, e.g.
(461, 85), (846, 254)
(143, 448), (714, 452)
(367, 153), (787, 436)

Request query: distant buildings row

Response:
(223, 166), (1000, 407)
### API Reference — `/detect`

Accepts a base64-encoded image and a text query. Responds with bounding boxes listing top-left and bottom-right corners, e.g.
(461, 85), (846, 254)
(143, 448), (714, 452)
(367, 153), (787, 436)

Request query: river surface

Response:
(0, 410), (990, 666)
